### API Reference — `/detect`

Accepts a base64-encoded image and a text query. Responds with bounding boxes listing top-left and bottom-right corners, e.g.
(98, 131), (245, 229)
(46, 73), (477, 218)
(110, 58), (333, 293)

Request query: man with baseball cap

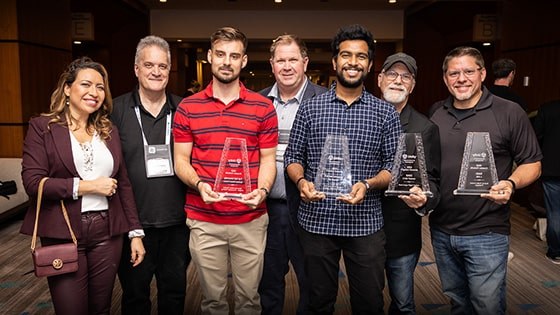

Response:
(378, 52), (441, 314)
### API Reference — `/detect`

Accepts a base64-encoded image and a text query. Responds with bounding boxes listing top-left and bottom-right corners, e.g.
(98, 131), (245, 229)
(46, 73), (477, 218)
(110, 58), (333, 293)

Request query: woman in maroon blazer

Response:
(20, 57), (145, 315)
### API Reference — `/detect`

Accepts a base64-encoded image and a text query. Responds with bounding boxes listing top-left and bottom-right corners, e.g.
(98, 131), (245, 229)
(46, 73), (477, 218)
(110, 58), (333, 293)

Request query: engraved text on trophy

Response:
(315, 134), (353, 197)
(214, 137), (252, 199)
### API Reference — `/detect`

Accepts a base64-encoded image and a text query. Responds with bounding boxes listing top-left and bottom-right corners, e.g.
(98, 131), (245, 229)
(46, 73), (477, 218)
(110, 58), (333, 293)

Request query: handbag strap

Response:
(30, 177), (78, 252)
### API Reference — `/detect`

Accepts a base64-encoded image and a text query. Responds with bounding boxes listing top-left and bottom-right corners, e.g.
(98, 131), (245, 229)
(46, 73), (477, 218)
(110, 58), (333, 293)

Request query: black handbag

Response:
(0, 180), (17, 199)
(30, 178), (78, 277)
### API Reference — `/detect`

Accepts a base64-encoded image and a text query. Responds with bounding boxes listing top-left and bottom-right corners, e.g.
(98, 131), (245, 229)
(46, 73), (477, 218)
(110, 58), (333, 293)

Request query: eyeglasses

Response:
(383, 70), (414, 83)
(446, 67), (481, 79)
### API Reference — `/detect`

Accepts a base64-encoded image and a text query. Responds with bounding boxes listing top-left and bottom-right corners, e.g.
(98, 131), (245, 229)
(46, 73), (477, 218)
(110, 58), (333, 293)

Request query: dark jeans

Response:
(43, 210), (123, 315)
(385, 251), (420, 315)
(298, 227), (386, 315)
(118, 224), (190, 315)
(430, 229), (508, 315)
(543, 178), (560, 257)
(259, 198), (308, 315)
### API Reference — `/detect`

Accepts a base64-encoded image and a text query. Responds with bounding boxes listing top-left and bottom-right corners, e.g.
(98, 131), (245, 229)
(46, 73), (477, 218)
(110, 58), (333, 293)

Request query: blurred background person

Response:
(183, 79), (202, 97)
(487, 58), (528, 111)
(533, 99), (560, 264)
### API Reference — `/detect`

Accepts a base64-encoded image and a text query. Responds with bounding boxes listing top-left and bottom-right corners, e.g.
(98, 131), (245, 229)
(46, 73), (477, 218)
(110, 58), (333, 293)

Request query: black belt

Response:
(81, 210), (108, 217)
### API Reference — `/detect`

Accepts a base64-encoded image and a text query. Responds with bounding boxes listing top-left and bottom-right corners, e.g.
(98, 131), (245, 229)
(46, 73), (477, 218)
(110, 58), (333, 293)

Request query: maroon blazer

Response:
(20, 116), (142, 240)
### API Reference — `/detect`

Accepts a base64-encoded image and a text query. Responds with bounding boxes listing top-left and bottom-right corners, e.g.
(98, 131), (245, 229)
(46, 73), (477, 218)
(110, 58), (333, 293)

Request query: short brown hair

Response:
(210, 27), (248, 53)
(492, 58), (516, 79)
(270, 34), (308, 59)
(442, 46), (485, 73)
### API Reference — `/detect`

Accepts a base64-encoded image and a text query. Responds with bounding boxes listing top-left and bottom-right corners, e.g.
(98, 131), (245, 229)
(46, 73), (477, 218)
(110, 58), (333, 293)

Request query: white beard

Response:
(383, 88), (408, 104)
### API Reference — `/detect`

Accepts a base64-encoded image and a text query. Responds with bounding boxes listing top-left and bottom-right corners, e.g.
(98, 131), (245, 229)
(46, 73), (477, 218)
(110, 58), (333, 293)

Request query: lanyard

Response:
(134, 106), (172, 146)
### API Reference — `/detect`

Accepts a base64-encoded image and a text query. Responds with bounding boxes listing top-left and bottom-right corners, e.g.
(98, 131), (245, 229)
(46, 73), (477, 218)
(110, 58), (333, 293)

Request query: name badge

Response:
(144, 144), (174, 177)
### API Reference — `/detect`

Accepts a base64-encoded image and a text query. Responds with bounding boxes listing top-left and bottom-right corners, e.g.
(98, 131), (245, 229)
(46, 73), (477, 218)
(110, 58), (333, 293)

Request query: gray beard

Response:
(383, 89), (408, 104)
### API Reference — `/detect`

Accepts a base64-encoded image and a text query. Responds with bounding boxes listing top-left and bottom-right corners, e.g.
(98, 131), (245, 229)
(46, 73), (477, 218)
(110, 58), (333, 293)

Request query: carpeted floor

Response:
(1, 202), (559, 314)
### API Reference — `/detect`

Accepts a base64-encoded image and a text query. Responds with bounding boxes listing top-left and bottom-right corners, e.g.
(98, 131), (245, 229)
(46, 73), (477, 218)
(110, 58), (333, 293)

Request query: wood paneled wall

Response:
(0, 1), (23, 158)
(0, 0), (71, 158)
(499, 0), (560, 111)
(2, 0), (558, 157)
(70, 0), (149, 97)
(0, 0), (149, 158)
(403, 1), (500, 115)
(404, 0), (560, 115)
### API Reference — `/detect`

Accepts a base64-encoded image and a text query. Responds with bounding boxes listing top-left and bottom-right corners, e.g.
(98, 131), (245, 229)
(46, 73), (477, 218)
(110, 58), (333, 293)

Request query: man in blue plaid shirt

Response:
(284, 24), (401, 314)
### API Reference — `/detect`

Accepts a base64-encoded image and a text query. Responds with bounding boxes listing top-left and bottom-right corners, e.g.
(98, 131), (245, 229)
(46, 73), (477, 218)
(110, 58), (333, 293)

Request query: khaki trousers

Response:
(187, 213), (268, 315)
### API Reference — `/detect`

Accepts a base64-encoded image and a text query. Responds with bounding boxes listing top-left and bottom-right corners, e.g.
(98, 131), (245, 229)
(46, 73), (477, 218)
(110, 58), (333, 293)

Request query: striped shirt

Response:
(173, 81), (278, 224)
(284, 87), (401, 236)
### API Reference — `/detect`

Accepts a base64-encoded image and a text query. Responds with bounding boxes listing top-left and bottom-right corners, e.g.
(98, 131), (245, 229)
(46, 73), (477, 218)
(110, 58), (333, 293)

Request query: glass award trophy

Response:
(214, 137), (252, 199)
(453, 132), (499, 195)
(315, 134), (353, 198)
(385, 133), (433, 197)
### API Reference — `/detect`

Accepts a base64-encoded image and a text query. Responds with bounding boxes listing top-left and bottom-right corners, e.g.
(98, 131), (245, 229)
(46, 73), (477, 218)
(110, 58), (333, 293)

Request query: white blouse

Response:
(70, 130), (114, 212)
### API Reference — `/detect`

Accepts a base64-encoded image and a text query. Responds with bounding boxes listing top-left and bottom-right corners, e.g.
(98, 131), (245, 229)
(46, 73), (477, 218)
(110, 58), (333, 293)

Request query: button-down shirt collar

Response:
(268, 79), (308, 106)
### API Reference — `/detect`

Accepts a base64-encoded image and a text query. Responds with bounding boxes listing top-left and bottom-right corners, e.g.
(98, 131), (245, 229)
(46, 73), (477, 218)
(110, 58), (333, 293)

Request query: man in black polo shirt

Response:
(111, 35), (190, 315)
(429, 46), (541, 314)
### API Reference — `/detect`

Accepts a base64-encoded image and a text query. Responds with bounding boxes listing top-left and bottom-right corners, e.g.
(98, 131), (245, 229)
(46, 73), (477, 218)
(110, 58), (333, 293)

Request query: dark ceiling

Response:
(136, 0), (429, 11)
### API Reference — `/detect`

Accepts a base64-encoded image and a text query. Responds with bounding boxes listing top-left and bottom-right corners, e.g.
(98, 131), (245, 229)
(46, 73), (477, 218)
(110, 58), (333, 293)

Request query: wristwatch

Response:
(360, 179), (370, 191)
(260, 187), (270, 196)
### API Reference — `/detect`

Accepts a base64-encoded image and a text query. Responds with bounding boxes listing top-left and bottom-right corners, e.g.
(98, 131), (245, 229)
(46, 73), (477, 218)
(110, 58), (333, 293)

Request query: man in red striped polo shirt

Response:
(173, 27), (278, 315)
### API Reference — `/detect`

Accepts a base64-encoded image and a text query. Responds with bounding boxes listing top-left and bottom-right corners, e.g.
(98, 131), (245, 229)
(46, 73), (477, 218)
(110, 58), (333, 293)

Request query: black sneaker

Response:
(545, 254), (560, 265)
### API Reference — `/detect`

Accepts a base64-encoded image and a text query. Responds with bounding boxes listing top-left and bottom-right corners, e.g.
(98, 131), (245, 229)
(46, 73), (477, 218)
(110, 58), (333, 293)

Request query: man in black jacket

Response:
(378, 52), (441, 315)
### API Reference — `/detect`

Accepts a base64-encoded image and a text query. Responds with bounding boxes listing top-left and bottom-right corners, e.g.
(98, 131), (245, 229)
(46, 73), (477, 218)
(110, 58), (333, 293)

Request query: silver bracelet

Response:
(72, 177), (80, 200)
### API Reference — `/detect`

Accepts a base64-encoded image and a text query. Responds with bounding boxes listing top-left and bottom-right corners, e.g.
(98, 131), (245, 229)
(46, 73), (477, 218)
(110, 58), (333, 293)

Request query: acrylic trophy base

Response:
(385, 190), (434, 198)
(219, 192), (244, 200)
(453, 188), (490, 195)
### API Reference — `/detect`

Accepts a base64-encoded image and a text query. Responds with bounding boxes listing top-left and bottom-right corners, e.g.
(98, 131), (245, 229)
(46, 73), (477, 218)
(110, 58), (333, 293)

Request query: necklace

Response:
(79, 141), (94, 172)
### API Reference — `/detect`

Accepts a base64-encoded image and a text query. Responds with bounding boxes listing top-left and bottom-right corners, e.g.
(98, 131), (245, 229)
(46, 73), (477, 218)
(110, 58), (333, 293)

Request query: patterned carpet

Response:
(1, 203), (559, 314)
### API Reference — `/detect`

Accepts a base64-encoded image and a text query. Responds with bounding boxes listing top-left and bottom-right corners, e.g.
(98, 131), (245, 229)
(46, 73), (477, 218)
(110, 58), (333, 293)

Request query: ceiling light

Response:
(160, 0), (167, 3)
(73, 41), (82, 45)
(482, 42), (492, 46)
(275, 0), (282, 3)
(389, 0), (397, 3)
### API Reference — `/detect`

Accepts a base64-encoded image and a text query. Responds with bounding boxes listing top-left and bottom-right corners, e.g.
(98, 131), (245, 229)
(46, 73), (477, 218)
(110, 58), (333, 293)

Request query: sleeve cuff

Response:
(128, 229), (145, 239)
(414, 206), (433, 217)
(72, 177), (80, 200)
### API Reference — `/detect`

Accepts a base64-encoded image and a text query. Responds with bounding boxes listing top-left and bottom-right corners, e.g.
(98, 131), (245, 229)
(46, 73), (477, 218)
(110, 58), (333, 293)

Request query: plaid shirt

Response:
(284, 87), (401, 236)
